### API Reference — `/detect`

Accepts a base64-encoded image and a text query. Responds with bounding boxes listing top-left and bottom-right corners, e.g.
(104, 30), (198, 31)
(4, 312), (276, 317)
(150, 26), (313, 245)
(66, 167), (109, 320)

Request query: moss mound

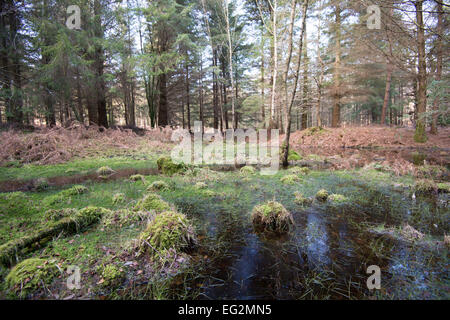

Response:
(100, 264), (125, 288)
(329, 194), (348, 203)
(0, 207), (108, 267)
(251, 201), (294, 233)
(316, 189), (329, 202)
(157, 157), (187, 176)
(129, 174), (145, 182)
(43, 208), (77, 221)
(34, 178), (49, 191)
(147, 181), (170, 192)
(240, 166), (256, 175)
(138, 211), (196, 254)
(288, 167), (310, 175)
(5, 258), (59, 298)
(414, 179), (438, 195)
(194, 182), (208, 190)
(76, 207), (112, 229)
(294, 192), (313, 206)
(102, 209), (146, 228)
(287, 150), (302, 161)
(134, 194), (171, 213)
(112, 193), (126, 205)
(97, 166), (115, 176)
(281, 174), (301, 185)
(437, 182), (450, 193)
(62, 185), (88, 196)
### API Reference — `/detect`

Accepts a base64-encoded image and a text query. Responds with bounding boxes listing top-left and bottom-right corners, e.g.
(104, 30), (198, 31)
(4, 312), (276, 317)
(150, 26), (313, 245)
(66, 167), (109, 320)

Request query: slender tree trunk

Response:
(224, 1), (236, 129)
(158, 72), (169, 127)
(282, 0), (297, 135)
(414, 0), (427, 142)
(430, 0), (443, 135)
(302, 26), (309, 130)
(331, 3), (341, 128)
(186, 62), (191, 131)
(281, 0), (309, 167)
(260, 26), (266, 128)
(270, 0), (278, 127)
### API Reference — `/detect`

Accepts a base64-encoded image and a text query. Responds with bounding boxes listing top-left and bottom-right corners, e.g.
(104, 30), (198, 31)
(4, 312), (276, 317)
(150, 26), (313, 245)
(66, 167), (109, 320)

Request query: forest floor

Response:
(0, 125), (448, 300)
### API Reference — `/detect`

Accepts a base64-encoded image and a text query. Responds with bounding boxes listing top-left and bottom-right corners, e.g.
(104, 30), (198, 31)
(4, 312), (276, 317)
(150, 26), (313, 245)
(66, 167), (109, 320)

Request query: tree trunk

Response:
(414, 0), (427, 143)
(158, 72), (169, 127)
(430, 0), (443, 135)
(281, 0), (309, 167)
(331, 3), (341, 128)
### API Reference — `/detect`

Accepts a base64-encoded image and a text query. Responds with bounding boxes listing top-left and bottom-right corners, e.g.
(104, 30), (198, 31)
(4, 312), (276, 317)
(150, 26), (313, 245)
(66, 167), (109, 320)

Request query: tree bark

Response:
(281, 0), (309, 167)
(414, 0), (427, 142)
(430, 0), (443, 135)
(331, 3), (341, 128)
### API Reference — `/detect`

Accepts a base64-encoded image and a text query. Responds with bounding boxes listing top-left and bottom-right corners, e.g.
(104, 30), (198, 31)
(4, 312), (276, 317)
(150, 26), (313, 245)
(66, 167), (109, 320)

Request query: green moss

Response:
(138, 211), (196, 254)
(100, 264), (125, 288)
(288, 166), (310, 175)
(157, 157), (187, 176)
(437, 182), (450, 193)
(147, 181), (171, 192)
(62, 185), (88, 196)
(251, 201), (293, 233)
(240, 166), (256, 175)
(416, 165), (447, 180)
(112, 193), (126, 205)
(194, 182), (208, 190)
(414, 179), (437, 195)
(294, 192), (313, 206)
(97, 166), (115, 176)
(34, 178), (49, 191)
(316, 189), (329, 202)
(0, 192), (31, 215)
(42, 194), (67, 207)
(201, 190), (216, 197)
(129, 174), (145, 182)
(287, 150), (302, 161)
(41, 185), (88, 207)
(134, 194), (171, 213)
(414, 122), (427, 143)
(281, 174), (301, 185)
(5, 258), (59, 298)
(329, 194), (348, 203)
(76, 207), (112, 229)
(43, 208), (77, 221)
(101, 209), (146, 228)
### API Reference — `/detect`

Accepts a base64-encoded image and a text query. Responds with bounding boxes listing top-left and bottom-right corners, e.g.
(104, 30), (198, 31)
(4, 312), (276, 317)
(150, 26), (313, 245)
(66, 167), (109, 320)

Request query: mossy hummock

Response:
(157, 157), (187, 176)
(251, 201), (294, 233)
(414, 179), (438, 195)
(281, 174), (301, 185)
(97, 166), (115, 176)
(138, 211), (196, 255)
(240, 166), (256, 175)
(147, 180), (171, 192)
(0, 206), (109, 266)
(100, 264), (125, 288)
(294, 192), (313, 206)
(5, 258), (59, 298)
(134, 194), (171, 213)
(43, 208), (77, 221)
(315, 189), (329, 202)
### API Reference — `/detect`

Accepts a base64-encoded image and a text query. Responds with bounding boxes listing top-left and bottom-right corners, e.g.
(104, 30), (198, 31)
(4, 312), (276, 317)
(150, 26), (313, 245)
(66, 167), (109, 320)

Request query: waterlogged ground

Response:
(0, 153), (448, 300)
